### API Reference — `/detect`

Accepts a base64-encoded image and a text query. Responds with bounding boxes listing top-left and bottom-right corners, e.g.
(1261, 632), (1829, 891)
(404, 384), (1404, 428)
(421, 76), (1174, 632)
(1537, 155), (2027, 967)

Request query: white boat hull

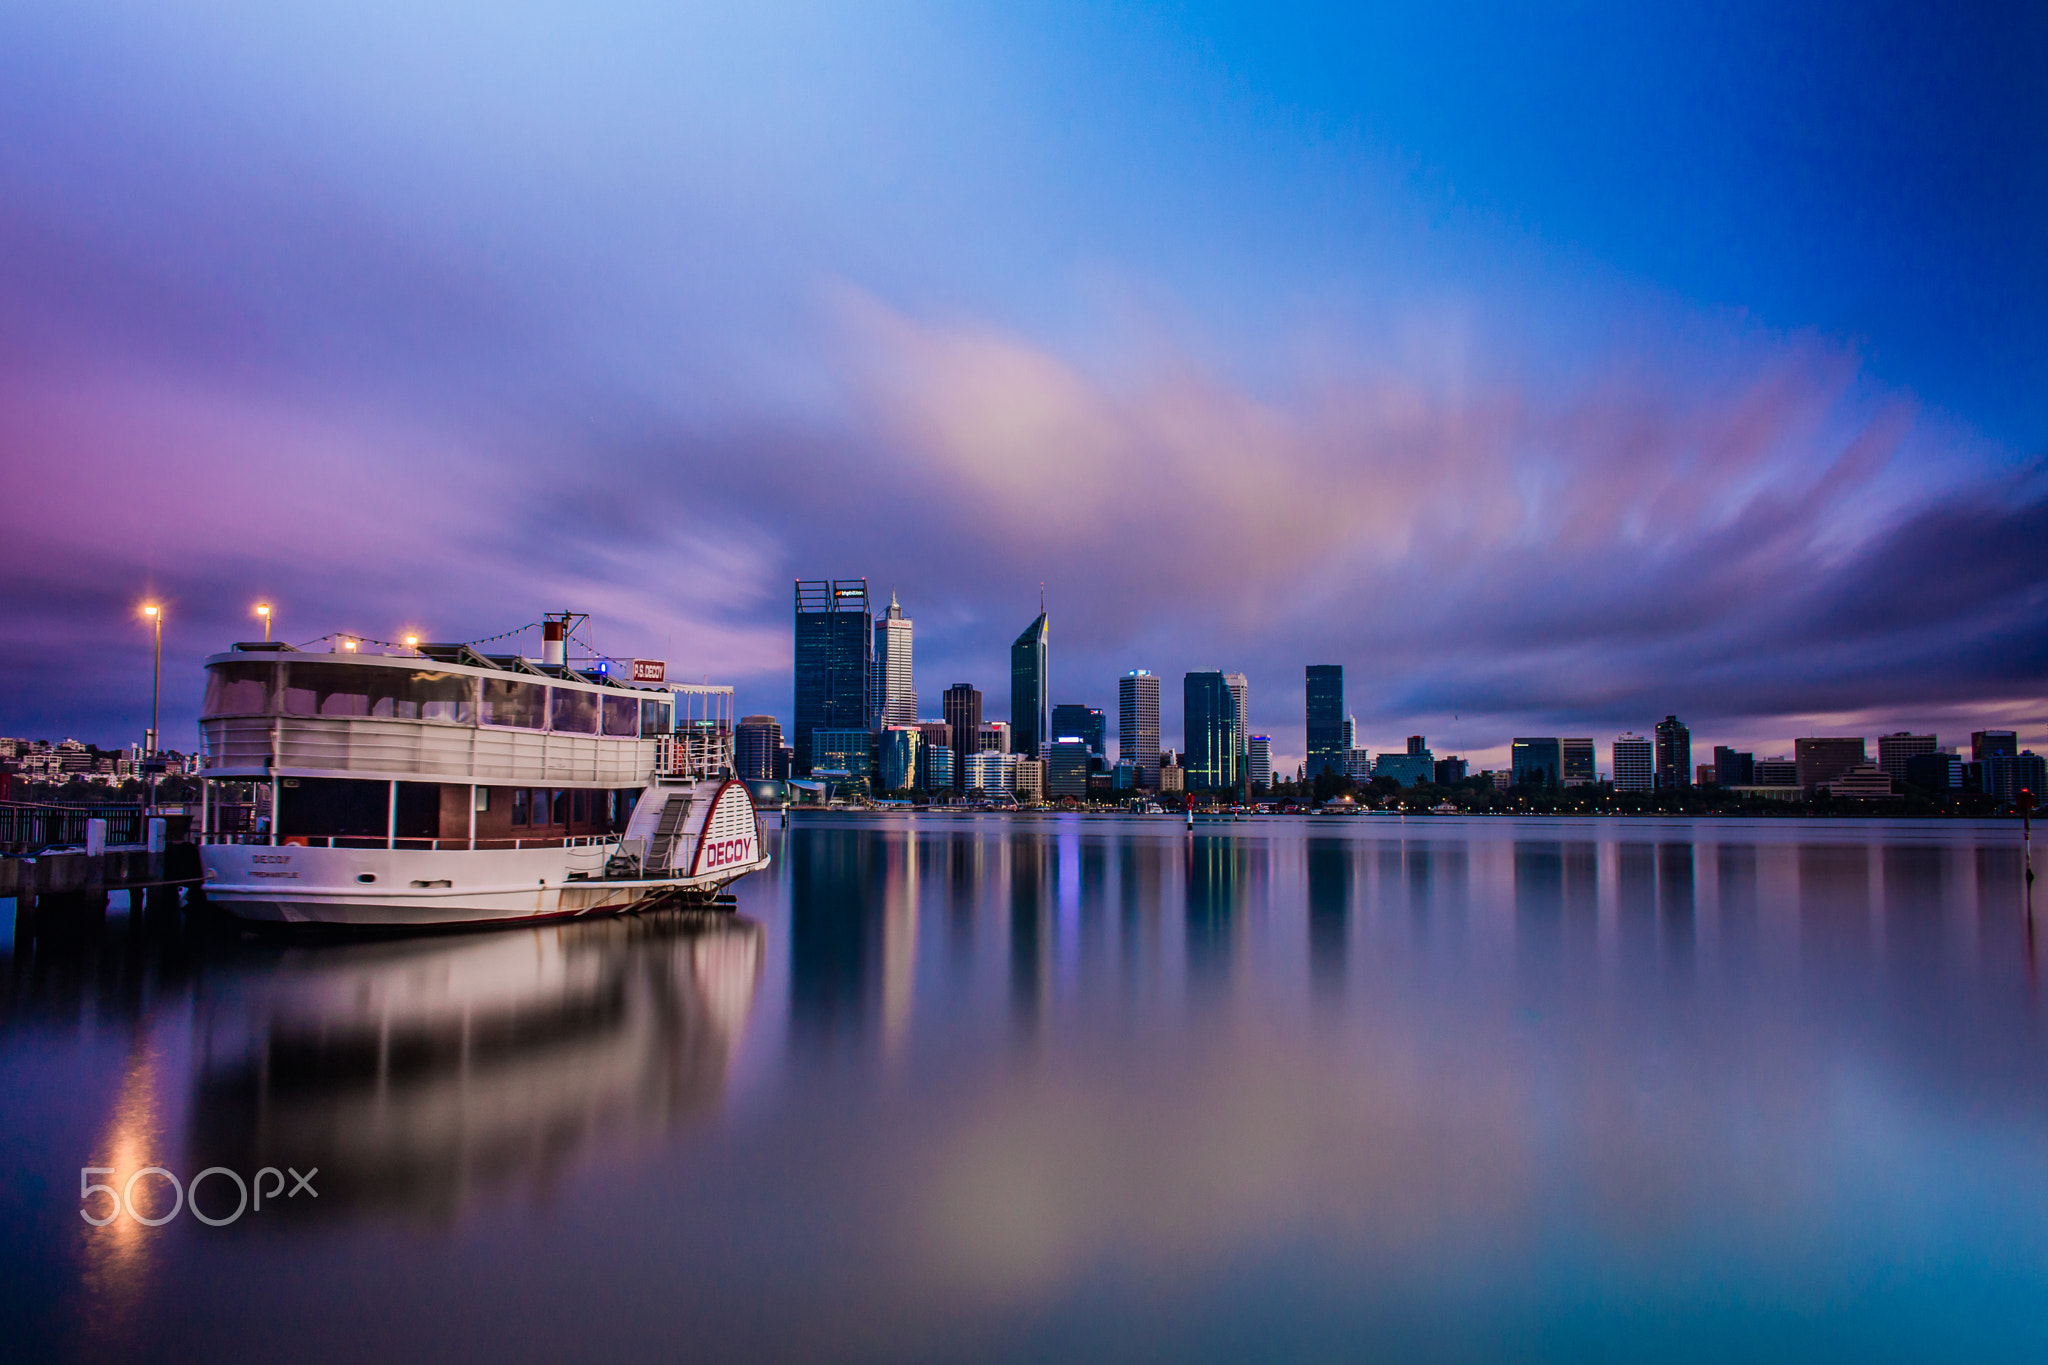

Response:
(200, 841), (771, 928)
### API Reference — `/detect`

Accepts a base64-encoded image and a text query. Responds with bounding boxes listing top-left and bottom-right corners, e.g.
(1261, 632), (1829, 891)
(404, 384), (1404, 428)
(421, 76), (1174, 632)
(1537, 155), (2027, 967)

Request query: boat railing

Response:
(197, 832), (625, 851)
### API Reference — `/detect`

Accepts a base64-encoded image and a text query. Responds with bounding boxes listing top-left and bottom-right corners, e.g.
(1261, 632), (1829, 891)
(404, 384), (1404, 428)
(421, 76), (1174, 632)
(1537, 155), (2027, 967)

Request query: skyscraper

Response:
(1225, 673), (1250, 772)
(1051, 704), (1106, 758)
(793, 579), (871, 776)
(1247, 735), (1272, 790)
(735, 715), (783, 782)
(1011, 608), (1049, 760)
(1183, 671), (1240, 791)
(872, 590), (916, 726)
(942, 684), (982, 791)
(1712, 745), (1754, 787)
(1305, 665), (1344, 778)
(1511, 738), (1561, 788)
(1119, 670), (1161, 789)
(1654, 716), (1692, 790)
(1876, 732), (1936, 781)
(1612, 734), (1653, 791)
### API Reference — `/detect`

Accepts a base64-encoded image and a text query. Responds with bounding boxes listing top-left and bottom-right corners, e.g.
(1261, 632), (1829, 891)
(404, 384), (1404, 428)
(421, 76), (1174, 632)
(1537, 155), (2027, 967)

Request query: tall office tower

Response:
(1305, 665), (1344, 778)
(1511, 738), (1562, 788)
(1011, 608), (1049, 759)
(1342, 715), (1357, 750)
(1119, 670), (1161, 789)
(1225, 673), (1250, 768)
(1612, 734), (1653, 791)
(734, 715), (783, 782)
(1877, 732), (1936, 781)
(1794, 736), (1867, 793)
(941, 684), (982, 789)
(1972, 730), (2018, 762)
(872, 591), (916, 726)
(1561, 738), (1595, 786)
(1712, 745), (1754, 787)
(1051, 704), (1106, 757)
(1183, 670), (1240, 791)
(981, 721), (1011, 753)
(1247, 735), (1273, 790)
(793, 580), (872, 776)
(1654, 715), (1692, 790)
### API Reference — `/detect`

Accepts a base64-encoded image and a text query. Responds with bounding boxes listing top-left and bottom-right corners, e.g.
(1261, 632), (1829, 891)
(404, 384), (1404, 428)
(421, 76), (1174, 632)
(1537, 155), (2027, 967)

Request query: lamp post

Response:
(256, 601), (271, 641)
(142, 602), (162, 818)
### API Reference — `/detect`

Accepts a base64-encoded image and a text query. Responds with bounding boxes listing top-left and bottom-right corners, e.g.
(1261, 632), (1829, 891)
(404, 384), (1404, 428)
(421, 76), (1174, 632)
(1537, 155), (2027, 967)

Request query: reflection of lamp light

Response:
(255, 602), (272, 641)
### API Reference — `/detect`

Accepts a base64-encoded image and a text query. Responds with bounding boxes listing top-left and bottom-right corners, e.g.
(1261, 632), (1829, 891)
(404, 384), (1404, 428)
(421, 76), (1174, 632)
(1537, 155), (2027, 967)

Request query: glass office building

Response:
(1511, 737), (1563, 788)
(1011, 611), (1049, 759)
(1305, 665), (1344, 778)
(1183, 671), (1240, 791)
(1051, 703), (1106, 759)
(793, 580), (872, 776)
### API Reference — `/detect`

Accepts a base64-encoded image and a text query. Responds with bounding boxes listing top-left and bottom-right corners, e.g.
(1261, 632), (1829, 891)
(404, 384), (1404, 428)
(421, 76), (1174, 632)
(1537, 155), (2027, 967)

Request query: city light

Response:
(255, 602), (271, 642)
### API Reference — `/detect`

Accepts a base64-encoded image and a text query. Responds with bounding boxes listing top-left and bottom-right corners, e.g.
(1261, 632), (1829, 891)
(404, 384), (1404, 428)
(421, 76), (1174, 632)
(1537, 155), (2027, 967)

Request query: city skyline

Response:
(3, 6), (2042, 765)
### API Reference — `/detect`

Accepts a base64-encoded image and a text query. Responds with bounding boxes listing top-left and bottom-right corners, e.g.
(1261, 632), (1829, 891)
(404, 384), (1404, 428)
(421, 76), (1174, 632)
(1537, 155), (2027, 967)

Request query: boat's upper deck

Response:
(199, 645), (696, 787)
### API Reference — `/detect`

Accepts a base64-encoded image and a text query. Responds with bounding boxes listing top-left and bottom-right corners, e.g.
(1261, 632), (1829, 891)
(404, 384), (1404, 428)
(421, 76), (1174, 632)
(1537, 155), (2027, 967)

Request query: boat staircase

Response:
(645, 793), (693, 873)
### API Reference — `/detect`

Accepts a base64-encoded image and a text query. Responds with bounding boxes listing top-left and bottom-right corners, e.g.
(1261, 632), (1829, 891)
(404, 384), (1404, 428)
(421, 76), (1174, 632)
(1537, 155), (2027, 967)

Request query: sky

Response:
(2, 1), (2043, 770)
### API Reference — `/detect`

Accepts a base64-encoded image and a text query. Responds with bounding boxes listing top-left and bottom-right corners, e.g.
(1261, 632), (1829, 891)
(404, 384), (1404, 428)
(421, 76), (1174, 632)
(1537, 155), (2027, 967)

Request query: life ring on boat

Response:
(282, 836), (310, 847)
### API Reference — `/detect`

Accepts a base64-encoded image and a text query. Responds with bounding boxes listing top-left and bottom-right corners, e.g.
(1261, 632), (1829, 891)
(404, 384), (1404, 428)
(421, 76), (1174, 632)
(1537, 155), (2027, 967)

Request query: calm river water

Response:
(4, 815), (2047, 1362)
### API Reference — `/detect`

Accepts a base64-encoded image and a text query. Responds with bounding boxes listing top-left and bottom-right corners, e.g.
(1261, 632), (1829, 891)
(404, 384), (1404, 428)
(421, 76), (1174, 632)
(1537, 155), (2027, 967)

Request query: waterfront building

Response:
(1342, 748), (1373, 781)
(964, 749), (1019, 794)
(1159, 764), (1185, 794)
(1511, 737), (1562, 789)
(925, 745), (954, 792)
(1986, 751), (2047, 804)
(773, 743), (793, 782)
(1877, 732), (1937, 781)
(980, 721), (1011, 753)
(1247, 735), (1272, 790)
(878, 726), (923, 792)
(1011, 609), (1050, 759)
(1119, 671), (1161, 789)
(1754, 757), (1798, 786)
(810, 727), (874, 786)
(1825, 762), (1896, 800)
(1654, 716), (1691, 790)
(1561, 738), (1595, 787)
(1374, 751), (1433, 786)
(1305, 665), (1344, 779)
(1112, 760), (1138, 789)
(1973, 730), (2019, 762)
(1183, 671), (1240, 791)
(1905, 752), (1961, 791)
(942, 684), (983, 789)
(1013, 758), (1046, 802)
(1052, 704), (1107, 759)
(1434, 756), (1467, 785)
(1795, 737), (1866, 793)
(1712, 746), (1754, 787)
(793, 579), (872, 776)
(1612, 734), (1653, 792)
(1047, 739), (1091, 798)
(872, 591), (916, 727)
(735, 715), (782, 782)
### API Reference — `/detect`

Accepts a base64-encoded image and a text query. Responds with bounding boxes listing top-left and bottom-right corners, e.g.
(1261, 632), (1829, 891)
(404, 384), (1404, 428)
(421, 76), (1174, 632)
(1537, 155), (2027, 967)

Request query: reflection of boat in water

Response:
(186, 911), (762, 1221)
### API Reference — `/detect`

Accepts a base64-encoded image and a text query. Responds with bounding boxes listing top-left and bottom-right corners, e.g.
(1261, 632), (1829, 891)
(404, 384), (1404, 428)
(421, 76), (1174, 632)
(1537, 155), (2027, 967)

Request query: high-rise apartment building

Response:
(735, 715), (783, 782)
(1247, 735), (1273, 790)
(872, 591), (916, 726)
(1011, 609), (1049, 760)
(1051, 704), (1106, 758)
(941, 684), (982, 790)
(1612, 734), (1653, 792)
(1795, 736), (1867, 793)
(1305, 665), (1344, 778)
(1987, 751), (2047, 804)
(1183, 671), (1240, 791)
(1654, 716), (1691, 790)
(1877, 732), (1936, 781)
(793, 579), (871, 776)
(1972, 730), (2018, 762)
(1119, 670), (1161, 789)
(1511, 737), (1562, 788)
(1561, 738), (1595, 786)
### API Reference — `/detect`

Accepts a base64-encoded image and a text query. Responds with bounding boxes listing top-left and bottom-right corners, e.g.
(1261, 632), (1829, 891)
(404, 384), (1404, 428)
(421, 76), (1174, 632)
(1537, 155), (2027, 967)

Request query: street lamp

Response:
(141, 603), (162, 756)
(256, 601), (272, 642)
(404, 634), (419, 655)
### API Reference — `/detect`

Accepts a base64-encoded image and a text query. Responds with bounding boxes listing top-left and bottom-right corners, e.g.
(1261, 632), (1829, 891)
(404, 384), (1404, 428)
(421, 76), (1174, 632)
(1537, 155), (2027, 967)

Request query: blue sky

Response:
(1, 2), (2042, 767)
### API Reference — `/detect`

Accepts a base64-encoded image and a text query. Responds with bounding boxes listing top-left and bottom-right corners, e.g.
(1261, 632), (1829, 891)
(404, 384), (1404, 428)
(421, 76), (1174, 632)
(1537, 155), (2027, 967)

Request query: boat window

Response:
(602, 694), (640, 737)
(512, 788), (530, 825)
(480, 678), (548, 729)
(202, 661), (275, 717)
(640, 697), (673, 737)
(550, 687), (599, 734)
(282, 663), (478, 722)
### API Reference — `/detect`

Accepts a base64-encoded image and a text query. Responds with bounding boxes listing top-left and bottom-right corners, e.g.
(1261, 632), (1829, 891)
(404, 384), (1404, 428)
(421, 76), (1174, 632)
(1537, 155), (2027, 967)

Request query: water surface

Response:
(4, 816), (2046, 1361)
